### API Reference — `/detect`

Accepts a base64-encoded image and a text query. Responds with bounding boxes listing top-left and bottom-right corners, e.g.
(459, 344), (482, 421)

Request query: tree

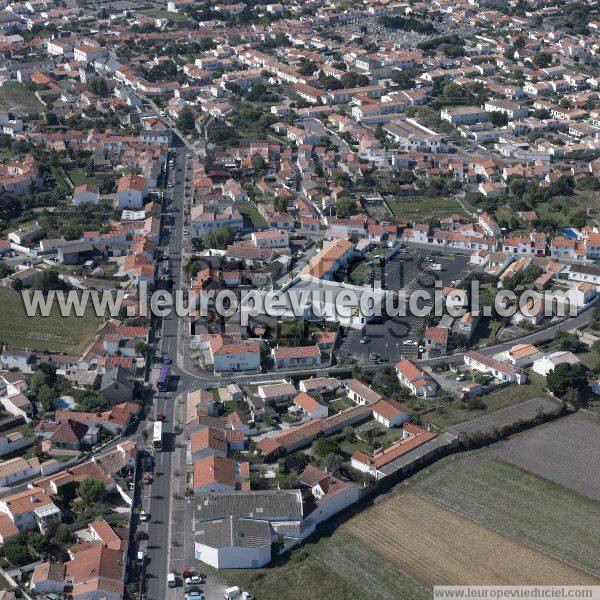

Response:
(532, 51), (552, 68)
(135, 341), (148, 357)
(27, 532), (50, 557)
(191, 237), (204, 252)
(176, 109), (195, 133)
(78, 477), (106, 503)
(335, 198), (357, 219)
(32, 268), (68, 293)
(2, 539), (31, 565)
(552, 175), (575, 196)
(489, 111), (509, 126)
(279, 452), (309, 474)
(251, 155), (267, 172)
(37, 385), (55, 412)
(52, 523), (72, 546)
(546, 363), (589, 399)
(87, 77), (109, 97)
(314, 436), (340, 458)
(321, 452), (343, 474)
(79, 393), (111, 412)
(552, 331), (584, 353)
(203, 226), (233, 250)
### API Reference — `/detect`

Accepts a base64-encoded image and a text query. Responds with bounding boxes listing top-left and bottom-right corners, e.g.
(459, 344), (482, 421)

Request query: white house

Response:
(371, 399), (410, 428)
(0, 456), (40, 487)
(464, 350), (526, 384)
(395, 358), (438, 397)
(209, 337), (261, 373)
(194, 516), (272, 569)
(531, 351), (581, 377)
(72, 183), (100, 205)
(344, 379), (383, 405)
(116, 174), (148, 209)
(292, 392), (328, 420)
(272, 346), (321, 369)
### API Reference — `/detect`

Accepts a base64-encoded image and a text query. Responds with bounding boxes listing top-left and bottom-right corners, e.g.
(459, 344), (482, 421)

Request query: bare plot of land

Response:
(0, 83), (44, 115)
(494, 412), (600, 501)
(412, 457), (600, 577)
(446, 397), (562, 437)
(344, 492), (598, 586)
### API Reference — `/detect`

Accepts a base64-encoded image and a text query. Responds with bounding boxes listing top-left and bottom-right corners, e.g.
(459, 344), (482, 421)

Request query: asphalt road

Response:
(143, 146), (187, 600)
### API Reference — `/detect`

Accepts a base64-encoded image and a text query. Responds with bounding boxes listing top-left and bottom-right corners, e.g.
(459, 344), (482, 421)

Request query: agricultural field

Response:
(344, 491), (598, 586)
(493, 412), (600, 501)
(0, 287), (102, 354)
(213, 528), (429, 600)
(0, 83), (44, 115)
(412, 456), (600, 577)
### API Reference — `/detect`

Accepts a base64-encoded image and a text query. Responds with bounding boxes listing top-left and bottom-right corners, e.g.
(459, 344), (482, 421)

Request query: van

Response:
(136, 551), (145, 566)
(167, 573), (176, 588)
(224, 587), (243, 599)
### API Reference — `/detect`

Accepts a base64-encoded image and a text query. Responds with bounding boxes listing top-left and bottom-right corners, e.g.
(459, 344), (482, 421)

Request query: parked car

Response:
(359, 336), (371, 344)
(224, 588), (243, 599)
(402, 339), (417, 346)
(156, 411), (165, 422)
(455, 373), (467, 381)
(185, 593), (204, 600)
(139, 510), (150, 522)
(167, 573), (177, 588)
(185, 576), (205, 585)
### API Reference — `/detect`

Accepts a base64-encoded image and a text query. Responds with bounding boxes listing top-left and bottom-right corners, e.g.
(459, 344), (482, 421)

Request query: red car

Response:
(156, 412), (165, 421)
(141, 473), (152, 485)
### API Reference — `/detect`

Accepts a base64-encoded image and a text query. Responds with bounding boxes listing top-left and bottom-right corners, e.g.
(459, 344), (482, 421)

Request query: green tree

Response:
(314, 436), (340, 458)
(3, 541), (31, 565)
(546, 363), (589, 399)
(27, 532), (50, 557)
(78, 478), (106, 503)
(52, 523), (72, 546)
(251, 155), (267, 172)
(87, 77), (109, 97)
(176, 109), (195, 132)
(532, 51), (552, 68)
(32, 269), (68, 293)
(37, 385), (55, 412)
(335, 198), (357, 219)
(203, 226), (233, 250)
(321, 452), (343, 474)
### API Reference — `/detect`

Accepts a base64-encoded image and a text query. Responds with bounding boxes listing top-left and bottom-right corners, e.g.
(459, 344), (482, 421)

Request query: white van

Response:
(167, 572), (176, 588)
(136, 551), (145, 566)
(224, 587), (242, 599)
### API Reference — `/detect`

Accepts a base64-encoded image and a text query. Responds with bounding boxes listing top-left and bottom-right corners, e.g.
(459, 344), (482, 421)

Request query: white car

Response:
(139, 510), (150, 522)
(185, 576), (205, 585)
(402, 339), (417, 346)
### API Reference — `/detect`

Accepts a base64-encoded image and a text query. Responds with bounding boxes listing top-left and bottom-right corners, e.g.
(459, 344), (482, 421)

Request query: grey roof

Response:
(101, 366), (135, 391)
(195, 517), (271, 549)
(196, 490), (303, 523)
(569, 263), (600, 277)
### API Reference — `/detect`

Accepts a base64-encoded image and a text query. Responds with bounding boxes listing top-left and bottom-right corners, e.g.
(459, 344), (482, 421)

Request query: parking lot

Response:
(338, 246), (471, 364)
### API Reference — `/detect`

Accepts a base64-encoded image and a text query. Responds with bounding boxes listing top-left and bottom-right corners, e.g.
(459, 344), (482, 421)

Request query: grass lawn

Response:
(144, 9), (188, 20)
(235, 201), (267, 229)
(347, 260), (373, 286)
(66, 168), (100, 188)
(420, 374), (551, 429)
(386, 196), (466, 221)
(0, 82), (44, 114)
(412, 457), (600, 577)
(208, 529), (429, 600)
(0, 287), (103, 354)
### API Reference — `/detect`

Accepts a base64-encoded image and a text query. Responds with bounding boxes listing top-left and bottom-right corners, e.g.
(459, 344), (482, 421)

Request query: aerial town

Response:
(0, 0), (597, 598)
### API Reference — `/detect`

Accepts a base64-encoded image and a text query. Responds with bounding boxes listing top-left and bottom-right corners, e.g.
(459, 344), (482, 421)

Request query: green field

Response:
(0, 287), (102, 354)
(386, 195), (466, 220)
(0, 82), (44, 114)
(412, 457), (600, 577)
(417, 375), (552, 429)
(211, 529), (429, 600)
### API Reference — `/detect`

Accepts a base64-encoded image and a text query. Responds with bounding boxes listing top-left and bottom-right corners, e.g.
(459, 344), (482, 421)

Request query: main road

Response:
(143, 145), (188, 600)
